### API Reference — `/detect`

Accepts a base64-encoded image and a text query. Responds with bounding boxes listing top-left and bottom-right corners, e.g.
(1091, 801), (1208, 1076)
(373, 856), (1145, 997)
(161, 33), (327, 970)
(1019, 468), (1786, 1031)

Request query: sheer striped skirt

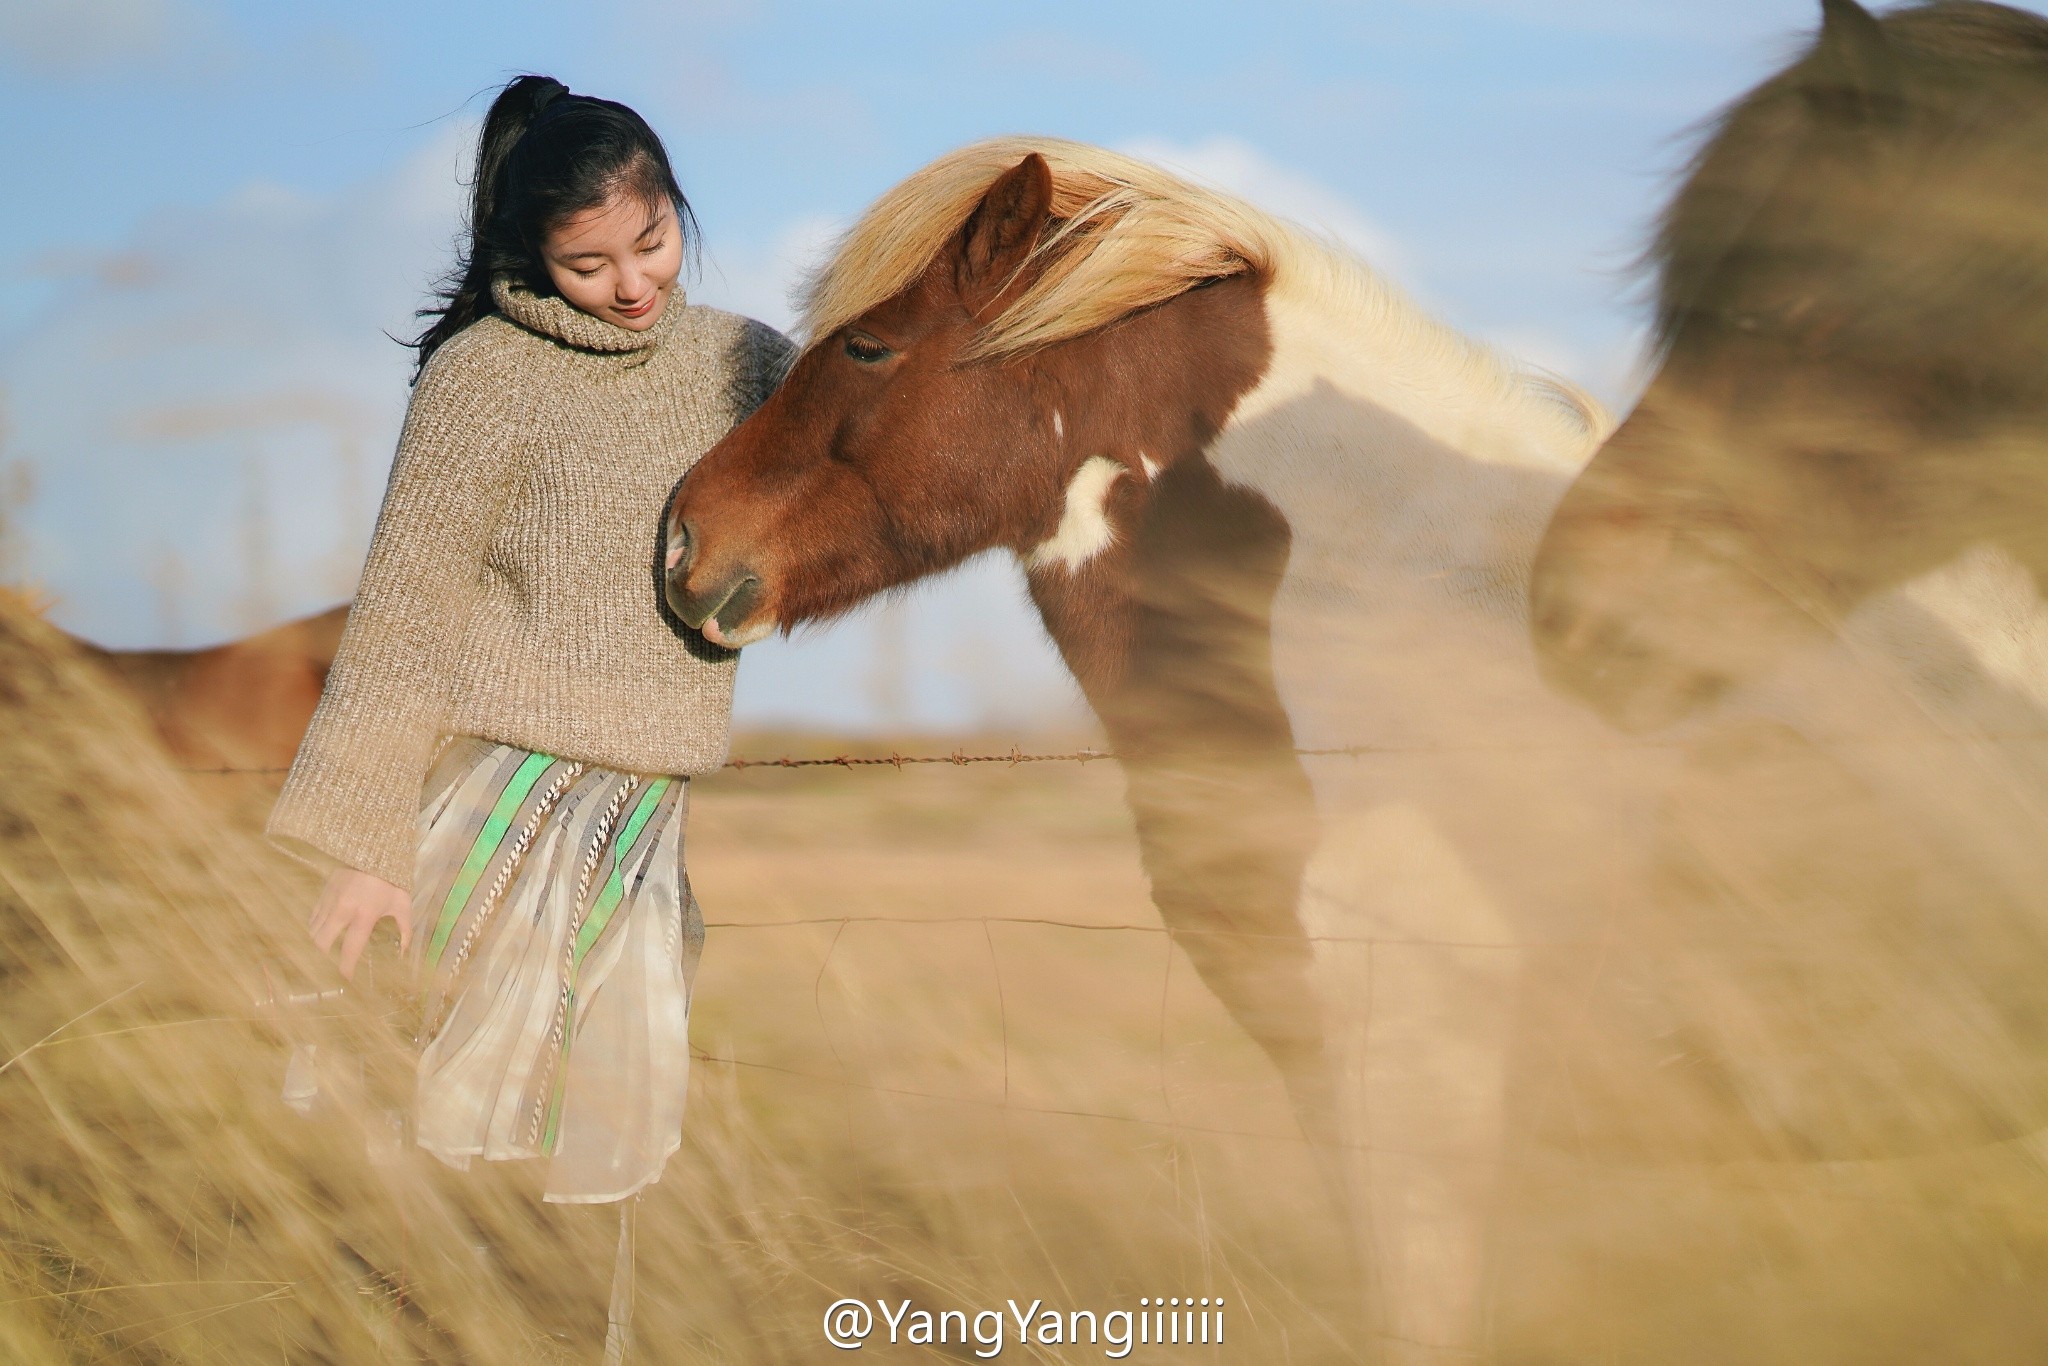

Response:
(412, 737), (701, 1204)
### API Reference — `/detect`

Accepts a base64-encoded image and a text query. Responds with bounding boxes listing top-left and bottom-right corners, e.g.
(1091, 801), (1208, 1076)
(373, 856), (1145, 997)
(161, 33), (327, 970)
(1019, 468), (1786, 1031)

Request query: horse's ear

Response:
(1809, 0), (1902, 116)
(957, 153), (1054, 313)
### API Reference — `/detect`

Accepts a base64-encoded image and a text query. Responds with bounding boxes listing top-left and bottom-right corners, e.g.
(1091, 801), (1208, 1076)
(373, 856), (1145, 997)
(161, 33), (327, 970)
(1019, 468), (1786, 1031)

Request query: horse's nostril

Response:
(664, 520), (693, 573)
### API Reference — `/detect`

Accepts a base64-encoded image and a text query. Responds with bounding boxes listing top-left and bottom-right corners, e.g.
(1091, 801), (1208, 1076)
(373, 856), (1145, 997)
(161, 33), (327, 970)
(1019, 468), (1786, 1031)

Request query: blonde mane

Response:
(801, 136), (1286, 361)
(799, 136), (1608, 444)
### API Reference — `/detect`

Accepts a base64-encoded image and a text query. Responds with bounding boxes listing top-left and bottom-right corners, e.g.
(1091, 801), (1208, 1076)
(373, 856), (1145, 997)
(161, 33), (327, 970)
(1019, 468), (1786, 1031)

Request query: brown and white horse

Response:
(662, 138), (1632, 1360)
(665, 21), (2048, 1349)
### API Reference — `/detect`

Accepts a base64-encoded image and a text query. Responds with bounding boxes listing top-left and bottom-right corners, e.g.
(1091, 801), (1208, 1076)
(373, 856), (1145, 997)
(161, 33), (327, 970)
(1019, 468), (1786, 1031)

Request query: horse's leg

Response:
(1116, 749), (1365, 1320)
(1304, 801), (1521, 1366)
(1121, 753), (1327, 1065)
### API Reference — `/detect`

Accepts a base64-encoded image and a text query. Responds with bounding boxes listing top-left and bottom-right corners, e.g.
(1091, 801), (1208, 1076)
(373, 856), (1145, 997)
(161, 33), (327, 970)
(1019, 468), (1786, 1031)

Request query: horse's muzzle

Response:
(665, 561), (764, 642)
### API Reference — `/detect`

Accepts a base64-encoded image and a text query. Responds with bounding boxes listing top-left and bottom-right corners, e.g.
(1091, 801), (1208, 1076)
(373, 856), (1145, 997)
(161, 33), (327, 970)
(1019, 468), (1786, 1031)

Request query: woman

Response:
(266, 74), (791, 1355)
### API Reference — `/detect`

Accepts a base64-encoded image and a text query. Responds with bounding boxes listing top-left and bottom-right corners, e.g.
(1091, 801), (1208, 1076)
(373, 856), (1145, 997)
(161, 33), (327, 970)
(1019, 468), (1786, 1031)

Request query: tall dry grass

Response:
(12, 588), (2048, 1362)
(0, 598), (1356, 1362)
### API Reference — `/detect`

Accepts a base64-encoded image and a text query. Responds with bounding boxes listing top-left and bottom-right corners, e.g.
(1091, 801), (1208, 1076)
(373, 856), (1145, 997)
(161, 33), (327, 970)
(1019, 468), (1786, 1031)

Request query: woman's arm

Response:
(267, 328), (530, 897)
(730, 316), (798, 420)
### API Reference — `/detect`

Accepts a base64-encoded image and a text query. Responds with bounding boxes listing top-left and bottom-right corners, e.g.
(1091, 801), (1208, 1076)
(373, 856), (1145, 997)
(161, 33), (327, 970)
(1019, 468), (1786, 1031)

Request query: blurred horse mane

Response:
(1653, 0), (2048, 367)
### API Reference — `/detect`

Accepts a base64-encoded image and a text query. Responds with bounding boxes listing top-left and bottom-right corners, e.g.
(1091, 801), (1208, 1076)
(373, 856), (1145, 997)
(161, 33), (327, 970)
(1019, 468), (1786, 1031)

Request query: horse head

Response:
(662, 142), (1274, 700)
(1531, 0), (2048, 730)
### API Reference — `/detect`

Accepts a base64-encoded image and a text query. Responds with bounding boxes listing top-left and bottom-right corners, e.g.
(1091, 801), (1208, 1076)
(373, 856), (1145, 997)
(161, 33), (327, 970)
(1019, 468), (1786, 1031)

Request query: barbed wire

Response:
(684, 1044), (1332, 1152)
(174, 728), (2048, 779)
(179, 747), (1122, 776)
(725, 745), (1109, 770)
(157, 767), (2048, 1206)
(216, 905), (2045, 1190)
(181, 744), (1402, 776)
(701, 911), (1519, 951)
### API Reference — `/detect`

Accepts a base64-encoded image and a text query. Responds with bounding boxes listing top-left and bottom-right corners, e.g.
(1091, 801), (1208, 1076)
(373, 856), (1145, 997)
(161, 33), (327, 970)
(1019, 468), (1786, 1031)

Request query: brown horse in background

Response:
(1529, 0), (2048, 1109)
(78, 606), (347, 774)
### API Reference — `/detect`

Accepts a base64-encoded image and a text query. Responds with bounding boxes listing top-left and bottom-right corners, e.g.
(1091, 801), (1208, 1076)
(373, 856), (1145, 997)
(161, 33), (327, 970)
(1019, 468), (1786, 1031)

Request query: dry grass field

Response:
(7, 593), (2048, 1363)
(0, 598), (1355, 1364)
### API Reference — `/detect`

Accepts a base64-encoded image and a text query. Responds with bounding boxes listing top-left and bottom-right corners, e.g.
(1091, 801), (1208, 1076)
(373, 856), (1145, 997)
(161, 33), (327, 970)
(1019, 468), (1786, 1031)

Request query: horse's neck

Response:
(1209, 277), (1595, 623)
(1179, 276), (1609, 760)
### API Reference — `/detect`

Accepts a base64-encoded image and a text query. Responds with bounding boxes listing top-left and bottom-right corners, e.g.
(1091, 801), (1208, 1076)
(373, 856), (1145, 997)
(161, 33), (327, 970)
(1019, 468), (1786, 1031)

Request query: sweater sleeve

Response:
(265, 333), (530, 890)
(728, 317), (797, 422)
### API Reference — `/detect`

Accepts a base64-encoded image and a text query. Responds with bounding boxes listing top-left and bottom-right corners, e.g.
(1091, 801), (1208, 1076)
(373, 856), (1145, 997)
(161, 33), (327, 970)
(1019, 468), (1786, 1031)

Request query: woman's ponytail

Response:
(409, 74), (693, 380)
(468, 75), (566, 265)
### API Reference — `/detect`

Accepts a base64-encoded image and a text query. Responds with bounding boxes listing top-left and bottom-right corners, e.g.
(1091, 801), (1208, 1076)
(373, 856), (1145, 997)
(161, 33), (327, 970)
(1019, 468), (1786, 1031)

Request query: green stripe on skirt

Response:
(410, 737), (701, 1204)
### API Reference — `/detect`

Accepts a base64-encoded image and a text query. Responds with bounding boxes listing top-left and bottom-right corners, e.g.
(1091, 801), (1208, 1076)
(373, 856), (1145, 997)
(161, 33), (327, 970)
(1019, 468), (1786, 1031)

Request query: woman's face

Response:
(539, 190), (682, 331)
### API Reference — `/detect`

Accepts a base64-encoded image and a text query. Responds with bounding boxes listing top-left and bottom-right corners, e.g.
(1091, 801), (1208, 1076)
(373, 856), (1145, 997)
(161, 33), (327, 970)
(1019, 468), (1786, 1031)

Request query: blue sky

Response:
(0, 0), (1988, 730)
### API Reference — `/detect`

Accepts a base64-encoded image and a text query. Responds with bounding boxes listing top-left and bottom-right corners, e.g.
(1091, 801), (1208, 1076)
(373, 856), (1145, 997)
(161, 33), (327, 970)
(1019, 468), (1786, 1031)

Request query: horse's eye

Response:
(844, 331), (893, 364)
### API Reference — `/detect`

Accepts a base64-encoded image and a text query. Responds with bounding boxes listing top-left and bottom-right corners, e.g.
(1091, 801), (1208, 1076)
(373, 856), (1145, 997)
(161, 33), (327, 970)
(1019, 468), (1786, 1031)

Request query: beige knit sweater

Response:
(267, 278), (793, 890)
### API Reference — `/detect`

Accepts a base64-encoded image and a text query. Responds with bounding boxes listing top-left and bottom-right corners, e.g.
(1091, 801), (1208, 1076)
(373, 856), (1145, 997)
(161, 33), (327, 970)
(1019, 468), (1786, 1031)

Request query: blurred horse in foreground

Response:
(1535, 0), (2048, 729)
(1530, 0), (2048, 1217)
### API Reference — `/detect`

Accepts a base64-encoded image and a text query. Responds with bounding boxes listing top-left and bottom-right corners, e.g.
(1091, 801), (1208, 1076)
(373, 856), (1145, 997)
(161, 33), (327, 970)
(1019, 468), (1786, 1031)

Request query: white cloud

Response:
(691, 213), (843, 335)
(1479, 323), (1653, 414)
(1119, 134), (1410, 282)
(1, 123), (470, 646)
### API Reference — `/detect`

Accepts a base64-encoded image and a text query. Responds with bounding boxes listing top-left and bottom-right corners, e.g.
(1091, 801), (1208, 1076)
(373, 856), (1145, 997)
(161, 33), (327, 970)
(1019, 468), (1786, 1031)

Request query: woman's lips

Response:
(615, 295), (656, 319)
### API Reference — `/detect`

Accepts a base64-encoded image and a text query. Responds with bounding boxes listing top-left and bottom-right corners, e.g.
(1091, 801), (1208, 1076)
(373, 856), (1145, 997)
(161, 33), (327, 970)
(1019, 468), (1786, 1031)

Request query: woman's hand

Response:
(309, 867), (413, 980)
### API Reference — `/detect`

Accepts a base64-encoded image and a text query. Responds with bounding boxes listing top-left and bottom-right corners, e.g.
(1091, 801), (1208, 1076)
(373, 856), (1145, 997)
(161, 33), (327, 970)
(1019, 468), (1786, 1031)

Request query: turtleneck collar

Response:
(491, 275), (686, 365)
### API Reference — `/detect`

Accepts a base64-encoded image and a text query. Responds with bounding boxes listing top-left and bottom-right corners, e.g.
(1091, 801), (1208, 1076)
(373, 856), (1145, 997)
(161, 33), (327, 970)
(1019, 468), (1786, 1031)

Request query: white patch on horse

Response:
(1052, 409), (1065, 443)
(1206, 275), (1615, 757)
(1140, 452), (1162, 481)
(1026, 456), (1124, 573)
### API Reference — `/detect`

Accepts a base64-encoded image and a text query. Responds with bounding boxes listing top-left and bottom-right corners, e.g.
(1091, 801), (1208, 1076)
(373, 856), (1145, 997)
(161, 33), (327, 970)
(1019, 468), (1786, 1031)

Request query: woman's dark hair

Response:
(410, 74), (699, 379)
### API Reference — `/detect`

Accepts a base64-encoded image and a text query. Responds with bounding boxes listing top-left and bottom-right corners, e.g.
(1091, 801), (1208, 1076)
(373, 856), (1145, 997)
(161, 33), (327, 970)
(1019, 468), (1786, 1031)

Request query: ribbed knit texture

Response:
(267, 278), (794, 889)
